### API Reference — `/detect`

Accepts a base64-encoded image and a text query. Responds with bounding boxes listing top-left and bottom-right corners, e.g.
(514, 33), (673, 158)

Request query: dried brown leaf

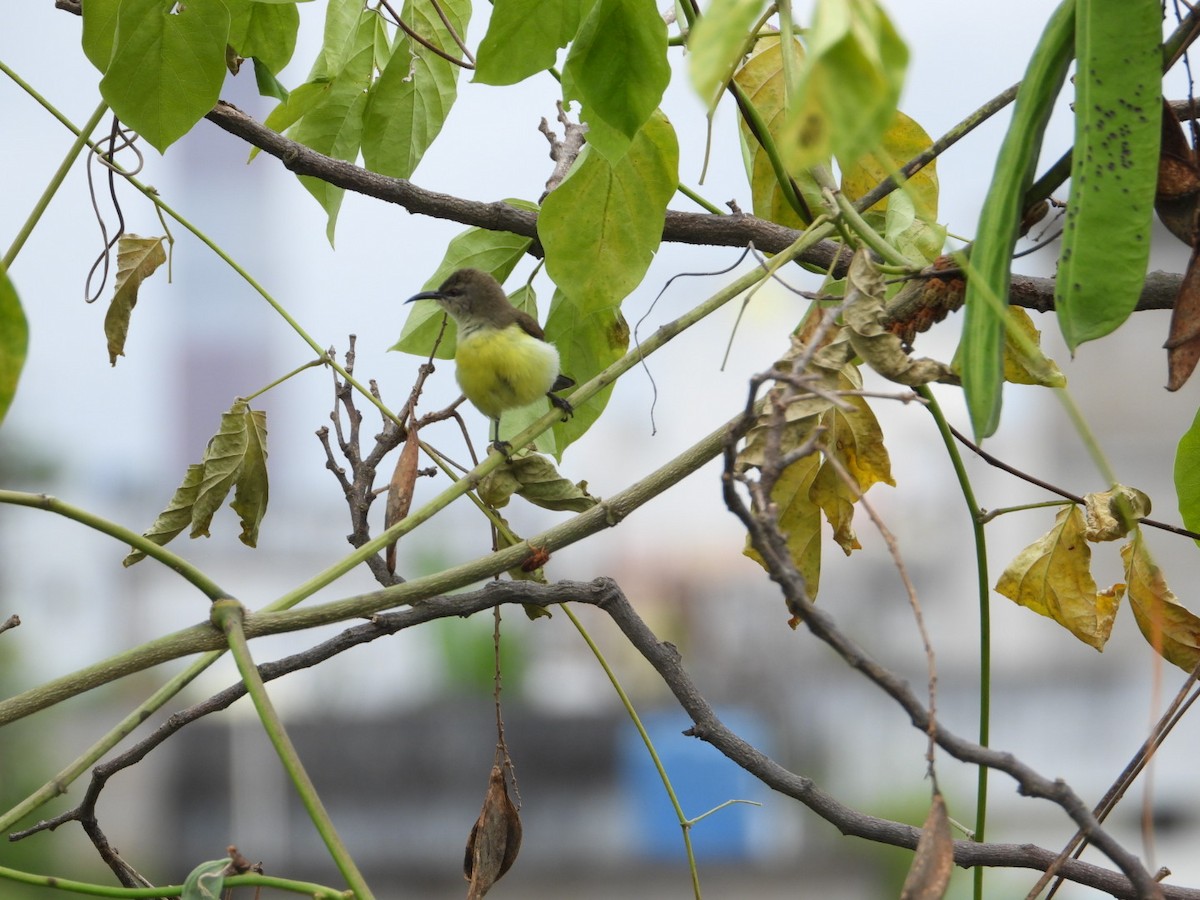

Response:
(899, 790), (953, 900)
(464, 763), (522, 899)
(385, 421), (420, 574)
(1166, 244), (1200, 391)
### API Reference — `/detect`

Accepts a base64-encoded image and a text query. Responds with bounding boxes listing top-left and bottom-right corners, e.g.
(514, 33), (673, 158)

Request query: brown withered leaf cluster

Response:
(1159, 100), (1200, 390)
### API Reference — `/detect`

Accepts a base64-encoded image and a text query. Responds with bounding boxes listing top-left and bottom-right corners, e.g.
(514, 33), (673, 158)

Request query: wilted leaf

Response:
(192, 400), (253, 538)
(1083, 484), (1150, 542)
(105, 235), (166, 365)
(810, 453), (861, 554)
(899, 790), (953, 900)
(125, 400), (270, 563)
(479, 452), (599, 512)
(1165, 244), (1200, 391)
(464, 763), (522, 898)
(1155, 99), (1200, 247)
(1122, 532), (1200, 671)
(842, 250), (955, 385)
(123, 463), (204, 566)
(385, 421), (421, 574)
(744, 452), (823, 602)
(230, 408), (269, 548)
(1002, 307), (1066, 388)
(809, 375), (894, 554)
(996, 505), (1122, 650)
(737, 329), (853, 471)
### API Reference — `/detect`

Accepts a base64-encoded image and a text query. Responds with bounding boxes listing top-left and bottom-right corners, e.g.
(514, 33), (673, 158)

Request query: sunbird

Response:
(405, 268), (574, 449)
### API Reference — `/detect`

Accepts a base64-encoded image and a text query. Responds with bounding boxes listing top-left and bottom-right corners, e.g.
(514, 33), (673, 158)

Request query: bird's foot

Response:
(548, 393), (574, 422)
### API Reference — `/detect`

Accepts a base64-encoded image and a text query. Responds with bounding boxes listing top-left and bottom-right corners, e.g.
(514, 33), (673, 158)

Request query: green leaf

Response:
(475, 0), (593, 85)
(81, 0), (121, 71)
(105, 235), (167, 366)
(231, 408), (269, 547)
(252, 59), (290, 101)
(479, 452), (600, 511)
(562, 0), (670, 161)
(544, 290), (629, 458)
(781, 0), (908, 171)
(361, 0), (470, 179)
(230, 0), (300, 74)
(181, 858), (230, 900)
(391, 212), (537, 359)
(1175, 403), (1200, 544)
(287, 5), (378, 242)
(539, 111), (678, 312)
(959, 0), (1074, 439)
(259, 80), (327, 138)
(1054, 0), (1161, 350)
(687, 0), (767, 105)
(733, 37), (824, 229)
(0, 266), (28, 428)
(99, 0), (231, 153)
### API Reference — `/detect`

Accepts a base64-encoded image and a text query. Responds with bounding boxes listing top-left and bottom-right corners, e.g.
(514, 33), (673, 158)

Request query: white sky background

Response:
(6, 0), (1200, 889)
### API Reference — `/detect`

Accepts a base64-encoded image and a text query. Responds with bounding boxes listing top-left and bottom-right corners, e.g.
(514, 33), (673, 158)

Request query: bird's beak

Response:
(404, 290), (444, 304)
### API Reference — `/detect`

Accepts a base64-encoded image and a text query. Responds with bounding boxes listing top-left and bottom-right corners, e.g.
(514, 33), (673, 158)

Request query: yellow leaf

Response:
(745, 452), (822, 600)
(1002, 307), (1066, 388)
(810, 456), (861, 554)
(995, 505), (1122, 650)
(840, 109), (938, 219)
(733, 37), (824, 228)
(1084, 484), (1151, 542)
(1122, 532), (1200, 671)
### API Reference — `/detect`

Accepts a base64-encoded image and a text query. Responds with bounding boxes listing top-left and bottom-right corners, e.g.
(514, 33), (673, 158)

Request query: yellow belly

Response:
(454, 325), (561, 419)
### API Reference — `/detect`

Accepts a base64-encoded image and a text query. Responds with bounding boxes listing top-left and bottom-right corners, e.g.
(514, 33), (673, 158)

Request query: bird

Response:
(405, 268), (574, 450)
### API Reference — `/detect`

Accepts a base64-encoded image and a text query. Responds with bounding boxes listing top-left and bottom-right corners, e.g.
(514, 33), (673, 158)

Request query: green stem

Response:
(560, 604), (702, 899)
(262, 221), (834, 615)
(0, 72), (106, 270)
(0, 490), (228, 601)
(676, 182), (725, 215)
(0, 388), (768, 726)
(0, 864), (350, 898)
(918, 386), (990, 900)
(979, 499), (1072, 524)
(211, 600), (374, 900)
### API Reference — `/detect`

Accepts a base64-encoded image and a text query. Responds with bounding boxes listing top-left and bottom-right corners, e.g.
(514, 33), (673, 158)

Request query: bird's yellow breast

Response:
(454, 324), (561, 419)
